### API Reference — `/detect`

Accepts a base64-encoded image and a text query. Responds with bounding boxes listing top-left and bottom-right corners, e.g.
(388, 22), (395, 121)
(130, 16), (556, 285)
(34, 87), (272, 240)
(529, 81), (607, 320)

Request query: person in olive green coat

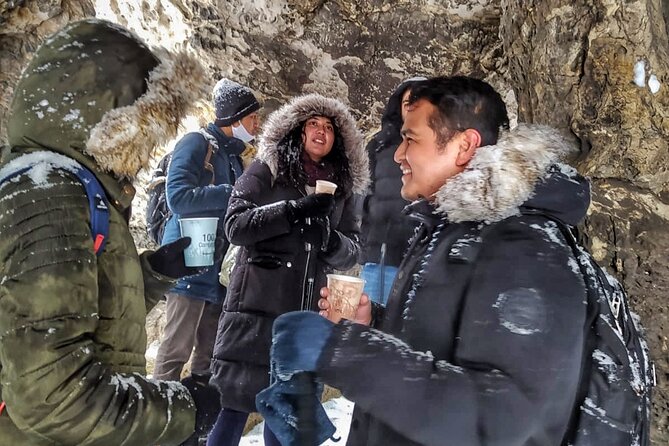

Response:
(0, 19), (211, 446)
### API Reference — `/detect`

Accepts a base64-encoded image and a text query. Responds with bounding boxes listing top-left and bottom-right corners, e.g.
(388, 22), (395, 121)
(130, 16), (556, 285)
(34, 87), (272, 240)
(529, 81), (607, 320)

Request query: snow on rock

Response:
(648, 75), (661, 94)
(633, 60), (646, 87)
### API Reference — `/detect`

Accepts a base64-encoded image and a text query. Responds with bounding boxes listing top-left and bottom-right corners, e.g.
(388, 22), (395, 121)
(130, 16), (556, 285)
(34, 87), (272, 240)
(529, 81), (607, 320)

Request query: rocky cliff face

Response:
(501, 1), (669, 439)
(1, 0), (667, 442)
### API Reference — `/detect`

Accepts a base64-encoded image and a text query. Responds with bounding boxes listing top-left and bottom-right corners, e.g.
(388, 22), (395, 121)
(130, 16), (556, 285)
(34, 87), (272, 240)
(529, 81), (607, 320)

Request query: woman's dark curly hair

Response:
(274, 119), (353, 197)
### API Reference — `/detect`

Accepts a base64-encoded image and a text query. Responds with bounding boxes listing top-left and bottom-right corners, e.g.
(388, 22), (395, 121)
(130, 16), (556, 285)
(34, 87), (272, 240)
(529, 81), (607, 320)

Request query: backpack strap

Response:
(0, 158), (110, 256)
(198, 128), (220, 186)
(71, 163), (110, 255)
(203, 142), (215, 185)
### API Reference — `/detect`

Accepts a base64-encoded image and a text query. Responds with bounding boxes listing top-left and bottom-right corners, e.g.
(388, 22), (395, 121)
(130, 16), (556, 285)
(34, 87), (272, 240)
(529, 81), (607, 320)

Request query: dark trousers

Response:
(206, 408), (281, 446)
(153, 292), (222, 380)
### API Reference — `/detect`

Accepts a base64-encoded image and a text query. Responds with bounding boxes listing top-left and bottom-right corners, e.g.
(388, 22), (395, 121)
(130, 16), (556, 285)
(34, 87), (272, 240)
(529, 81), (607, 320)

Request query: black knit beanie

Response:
(212, 78), (260, 127)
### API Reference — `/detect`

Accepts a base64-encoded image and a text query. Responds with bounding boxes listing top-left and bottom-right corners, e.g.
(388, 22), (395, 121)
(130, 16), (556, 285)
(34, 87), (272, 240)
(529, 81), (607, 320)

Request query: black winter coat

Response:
(360, 136), (415, 266)
(210, 94), (369, 412)
(316, 125), (592, 445)
(360, 79), (423, 266)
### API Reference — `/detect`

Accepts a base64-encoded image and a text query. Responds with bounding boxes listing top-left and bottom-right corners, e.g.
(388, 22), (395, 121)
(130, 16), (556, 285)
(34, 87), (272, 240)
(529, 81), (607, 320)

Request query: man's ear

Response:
(455, 129), (482, 167)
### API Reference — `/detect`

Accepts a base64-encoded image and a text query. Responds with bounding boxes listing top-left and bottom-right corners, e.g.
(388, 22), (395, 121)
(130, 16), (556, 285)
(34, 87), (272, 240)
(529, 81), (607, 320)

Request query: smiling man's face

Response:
(302, 116), (335, 162)
(394, 99), (467, 201)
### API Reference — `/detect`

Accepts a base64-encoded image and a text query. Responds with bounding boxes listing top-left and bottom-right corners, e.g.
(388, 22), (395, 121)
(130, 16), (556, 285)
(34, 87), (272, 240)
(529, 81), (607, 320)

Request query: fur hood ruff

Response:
(435, 124), (581, 223)
(257, 94), (369, 194)
(86, 50), (207, 178)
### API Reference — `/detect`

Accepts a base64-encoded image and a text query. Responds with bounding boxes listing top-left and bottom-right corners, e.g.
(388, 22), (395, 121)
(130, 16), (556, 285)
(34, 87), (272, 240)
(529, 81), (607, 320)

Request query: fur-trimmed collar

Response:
(434, 124), (582, 223)
(86, 50), (207, 178)
(257, 94), (369, 194)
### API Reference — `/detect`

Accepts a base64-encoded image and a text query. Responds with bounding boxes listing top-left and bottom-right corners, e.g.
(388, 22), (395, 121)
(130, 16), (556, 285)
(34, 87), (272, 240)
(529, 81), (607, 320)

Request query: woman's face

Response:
(302, 116), (335, 162)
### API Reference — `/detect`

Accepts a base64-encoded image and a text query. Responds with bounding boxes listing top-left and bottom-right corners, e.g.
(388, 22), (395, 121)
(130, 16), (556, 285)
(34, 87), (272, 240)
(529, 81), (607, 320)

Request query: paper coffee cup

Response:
(327, 274), (365, 323)
(315, 180), (337, 195)
(178, 217), (219, 267)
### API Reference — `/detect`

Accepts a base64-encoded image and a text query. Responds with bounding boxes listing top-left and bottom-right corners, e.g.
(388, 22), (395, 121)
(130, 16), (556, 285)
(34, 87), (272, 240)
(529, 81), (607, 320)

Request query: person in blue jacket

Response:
(154, 79), (261, 404)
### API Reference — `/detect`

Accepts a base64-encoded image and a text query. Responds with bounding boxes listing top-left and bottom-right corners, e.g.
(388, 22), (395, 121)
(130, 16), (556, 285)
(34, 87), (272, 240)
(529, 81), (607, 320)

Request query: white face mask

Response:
(231, 121), (255, 143)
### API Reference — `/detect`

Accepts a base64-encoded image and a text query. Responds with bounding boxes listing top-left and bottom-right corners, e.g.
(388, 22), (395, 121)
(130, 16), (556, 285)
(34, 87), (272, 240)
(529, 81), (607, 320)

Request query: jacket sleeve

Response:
(224, 160), (294, 245)
(0, 174), (195, 446)
(316, 228), (587, 445)
(320, 192), (363, 270)
(166, 132), (233, 216)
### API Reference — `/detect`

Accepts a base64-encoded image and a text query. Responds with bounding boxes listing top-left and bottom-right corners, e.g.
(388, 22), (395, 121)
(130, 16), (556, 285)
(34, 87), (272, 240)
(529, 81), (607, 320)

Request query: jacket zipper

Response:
(301, 239), (313, 311)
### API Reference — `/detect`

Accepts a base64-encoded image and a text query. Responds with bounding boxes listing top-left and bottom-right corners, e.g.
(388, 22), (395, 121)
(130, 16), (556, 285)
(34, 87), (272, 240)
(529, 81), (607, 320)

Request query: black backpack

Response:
(145, 130), (218, 245)
(552, 220), (655, 446)
(145, 151), (173, 245)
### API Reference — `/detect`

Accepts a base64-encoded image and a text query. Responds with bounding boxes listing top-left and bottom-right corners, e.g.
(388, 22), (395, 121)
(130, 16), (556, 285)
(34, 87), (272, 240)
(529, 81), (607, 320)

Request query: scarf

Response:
(302, 150), (335, 187)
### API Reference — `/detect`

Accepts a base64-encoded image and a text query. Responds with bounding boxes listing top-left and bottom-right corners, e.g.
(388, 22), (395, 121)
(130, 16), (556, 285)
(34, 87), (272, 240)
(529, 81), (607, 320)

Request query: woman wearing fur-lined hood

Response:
(208, 93), (368, 443)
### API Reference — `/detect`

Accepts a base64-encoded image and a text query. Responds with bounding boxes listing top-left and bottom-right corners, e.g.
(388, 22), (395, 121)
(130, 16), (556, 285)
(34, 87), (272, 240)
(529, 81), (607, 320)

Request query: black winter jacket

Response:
(360, 79), (423, 266)
(317, 125), (592, 446)
(210, 94), (369, 412)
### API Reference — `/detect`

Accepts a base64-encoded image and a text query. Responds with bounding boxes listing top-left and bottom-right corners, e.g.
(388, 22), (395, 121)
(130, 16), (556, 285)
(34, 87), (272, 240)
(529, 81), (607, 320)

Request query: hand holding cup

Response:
(318, 275), (371, 324)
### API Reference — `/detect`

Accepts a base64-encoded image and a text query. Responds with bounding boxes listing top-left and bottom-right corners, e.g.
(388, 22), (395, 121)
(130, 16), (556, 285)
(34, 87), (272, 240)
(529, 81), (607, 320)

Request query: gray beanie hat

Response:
(212, 78), (260, 127)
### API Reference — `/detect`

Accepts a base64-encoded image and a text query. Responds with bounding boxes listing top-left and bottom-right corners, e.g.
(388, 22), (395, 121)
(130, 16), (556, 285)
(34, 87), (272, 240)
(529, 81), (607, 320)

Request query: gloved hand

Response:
(256, 373), (336, 446)
(286, 193), (335, 223)
(147, 237), (204, 279)
(179, 373), (221, 446)
(299, 215), (330, 249)
(321, 228), (341, 254)
(271, 311), (335, 378)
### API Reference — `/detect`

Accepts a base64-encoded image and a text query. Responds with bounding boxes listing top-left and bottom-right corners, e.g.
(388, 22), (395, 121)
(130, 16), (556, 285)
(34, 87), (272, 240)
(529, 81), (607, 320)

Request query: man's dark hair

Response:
(408, 76), (510, 147)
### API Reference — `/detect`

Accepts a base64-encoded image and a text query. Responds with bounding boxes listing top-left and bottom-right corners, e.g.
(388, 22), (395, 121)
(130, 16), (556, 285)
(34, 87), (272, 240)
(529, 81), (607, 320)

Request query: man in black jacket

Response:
(261, 76), (592, 446)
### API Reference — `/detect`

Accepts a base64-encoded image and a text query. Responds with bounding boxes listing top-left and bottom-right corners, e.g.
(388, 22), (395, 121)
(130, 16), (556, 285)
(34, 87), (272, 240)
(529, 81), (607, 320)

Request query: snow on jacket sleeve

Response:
(166, 132), (233, 216)
(0, 172), (195, 445)
(316, 225), (587, 446)
(224, 160), (294, 246)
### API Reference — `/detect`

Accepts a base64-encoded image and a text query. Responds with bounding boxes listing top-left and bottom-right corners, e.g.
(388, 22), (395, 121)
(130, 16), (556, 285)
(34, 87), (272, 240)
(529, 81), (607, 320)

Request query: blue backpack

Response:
(0, 157), (110, 256)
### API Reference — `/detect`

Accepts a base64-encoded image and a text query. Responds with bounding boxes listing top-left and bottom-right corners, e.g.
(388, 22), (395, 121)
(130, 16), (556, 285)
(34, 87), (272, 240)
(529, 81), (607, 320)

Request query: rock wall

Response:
(501, 0), (669, 440)
(1, 0), (668, 442)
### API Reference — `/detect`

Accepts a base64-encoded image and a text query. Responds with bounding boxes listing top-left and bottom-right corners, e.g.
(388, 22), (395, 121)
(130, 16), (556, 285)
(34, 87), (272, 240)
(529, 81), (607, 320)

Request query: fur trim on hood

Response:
(257, 94), (369, 194)
(434, 124), (580, 223)
(86, 50), (208, 178)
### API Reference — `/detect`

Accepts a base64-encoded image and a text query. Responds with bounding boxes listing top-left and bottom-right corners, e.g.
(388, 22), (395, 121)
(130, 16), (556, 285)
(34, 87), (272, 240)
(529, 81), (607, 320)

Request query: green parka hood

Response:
(7, 18), (207, 180)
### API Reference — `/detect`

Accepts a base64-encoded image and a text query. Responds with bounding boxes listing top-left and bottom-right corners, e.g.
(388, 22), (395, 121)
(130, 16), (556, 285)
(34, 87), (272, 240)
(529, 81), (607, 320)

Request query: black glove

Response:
(299, 215), (330, 248)
(180, 373), (222, 446)
(147, 237), (204, 279)
(322, 229), (341, 254)
(287, 193), (335, 223)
